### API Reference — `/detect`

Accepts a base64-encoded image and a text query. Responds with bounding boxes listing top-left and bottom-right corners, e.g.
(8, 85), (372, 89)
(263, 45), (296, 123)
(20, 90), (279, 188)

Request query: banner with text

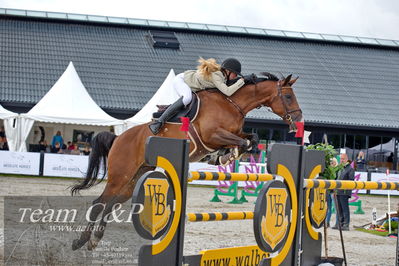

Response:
(43, 154), (89, 178)
(0, 151), (40, 175)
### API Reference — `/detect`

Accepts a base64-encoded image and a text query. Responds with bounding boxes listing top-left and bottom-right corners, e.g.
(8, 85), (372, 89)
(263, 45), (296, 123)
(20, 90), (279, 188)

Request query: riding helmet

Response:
(221, 58), (242, 76)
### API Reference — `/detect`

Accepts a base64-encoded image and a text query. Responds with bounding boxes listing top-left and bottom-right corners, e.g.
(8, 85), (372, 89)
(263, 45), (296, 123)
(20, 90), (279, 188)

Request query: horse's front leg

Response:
(238, 132), (259, 152)
(208, 129), (252, 165)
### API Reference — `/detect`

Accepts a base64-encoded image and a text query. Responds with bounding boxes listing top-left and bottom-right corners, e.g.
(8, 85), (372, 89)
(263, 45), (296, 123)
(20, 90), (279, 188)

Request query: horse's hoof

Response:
(87, 236), (101, 251)
(87, 239), (97, 251)
(72, 239), (83, 251)
(246, 139), (252, 151)
(233, 147), (239, 158)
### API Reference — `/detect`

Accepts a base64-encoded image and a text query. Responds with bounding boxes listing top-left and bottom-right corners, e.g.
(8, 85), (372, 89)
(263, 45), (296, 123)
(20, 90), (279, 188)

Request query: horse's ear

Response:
(282, 74), (292, 86)
(289, 76), (299, 86)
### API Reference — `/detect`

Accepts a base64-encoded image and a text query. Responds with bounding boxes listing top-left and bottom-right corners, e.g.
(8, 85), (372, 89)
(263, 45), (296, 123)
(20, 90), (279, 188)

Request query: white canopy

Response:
(115, 69), (179, 134)
(0, 104), (19, 151)
(19, 62), (122, 151)
(0, 104), (17, 120)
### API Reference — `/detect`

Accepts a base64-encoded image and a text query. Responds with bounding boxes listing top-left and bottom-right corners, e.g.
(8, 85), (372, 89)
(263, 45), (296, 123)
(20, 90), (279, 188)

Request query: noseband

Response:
(267, 81), (302, 123)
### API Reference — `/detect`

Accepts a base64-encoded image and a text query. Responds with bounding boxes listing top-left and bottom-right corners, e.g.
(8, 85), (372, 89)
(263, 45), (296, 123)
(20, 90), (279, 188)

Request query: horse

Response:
(71, 73), (303, 251)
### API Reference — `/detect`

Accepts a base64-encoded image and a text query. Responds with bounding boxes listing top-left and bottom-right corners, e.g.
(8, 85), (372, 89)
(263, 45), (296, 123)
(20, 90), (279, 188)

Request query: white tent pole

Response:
(3, 116), (18, 151)
(18, 116), (35, 152)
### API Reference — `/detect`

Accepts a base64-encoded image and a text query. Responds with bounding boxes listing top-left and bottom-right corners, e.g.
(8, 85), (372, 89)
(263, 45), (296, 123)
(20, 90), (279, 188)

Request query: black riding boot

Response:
(149, 97), (185, 135)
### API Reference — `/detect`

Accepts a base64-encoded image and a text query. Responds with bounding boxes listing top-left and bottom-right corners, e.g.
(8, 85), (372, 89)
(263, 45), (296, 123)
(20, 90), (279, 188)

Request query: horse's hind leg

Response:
(87, 166), (153, 250)
(87, 191), (132, 250)
(72, 196), (105, 251)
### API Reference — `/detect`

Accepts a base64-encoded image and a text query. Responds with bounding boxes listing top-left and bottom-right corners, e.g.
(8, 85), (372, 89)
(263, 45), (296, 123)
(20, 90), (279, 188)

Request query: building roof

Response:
(1, 9), (399, 130)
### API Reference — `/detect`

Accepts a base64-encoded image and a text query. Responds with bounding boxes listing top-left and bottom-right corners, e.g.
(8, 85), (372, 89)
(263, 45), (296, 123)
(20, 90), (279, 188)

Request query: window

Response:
(148, 30), (180, 49)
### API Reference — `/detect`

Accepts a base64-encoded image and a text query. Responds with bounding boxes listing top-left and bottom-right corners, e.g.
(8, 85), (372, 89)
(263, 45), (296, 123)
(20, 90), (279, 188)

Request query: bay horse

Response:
(71, 73), (303, 250)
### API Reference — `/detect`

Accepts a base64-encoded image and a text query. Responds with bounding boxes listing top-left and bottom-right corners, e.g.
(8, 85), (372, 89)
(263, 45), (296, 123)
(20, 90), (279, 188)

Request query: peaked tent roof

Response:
(21, 62), (122, 126)
(0, 104), (17, 120)
(125, 69), (178, 128)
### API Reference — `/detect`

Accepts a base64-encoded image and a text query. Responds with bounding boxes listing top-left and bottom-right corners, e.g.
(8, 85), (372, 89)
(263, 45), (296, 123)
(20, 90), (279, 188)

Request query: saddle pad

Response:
(152, 93), (200, 123)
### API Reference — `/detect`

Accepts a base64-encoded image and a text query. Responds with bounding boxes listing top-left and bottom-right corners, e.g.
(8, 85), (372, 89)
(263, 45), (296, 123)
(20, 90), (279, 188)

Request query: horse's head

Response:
(259, 74), (303, 132)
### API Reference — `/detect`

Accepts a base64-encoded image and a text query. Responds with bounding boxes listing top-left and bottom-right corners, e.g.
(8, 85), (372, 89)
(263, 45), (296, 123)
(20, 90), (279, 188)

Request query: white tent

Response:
(370, 138), (395, 152)
(19, 62), (123, 151)
(0, 104), (19, 151)
(115, 69), (179, 134)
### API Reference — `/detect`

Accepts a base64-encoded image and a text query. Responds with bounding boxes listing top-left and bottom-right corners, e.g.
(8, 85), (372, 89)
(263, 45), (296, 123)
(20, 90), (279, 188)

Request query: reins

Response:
(225, 96), (245, 118)
(270, 81), (302, 123)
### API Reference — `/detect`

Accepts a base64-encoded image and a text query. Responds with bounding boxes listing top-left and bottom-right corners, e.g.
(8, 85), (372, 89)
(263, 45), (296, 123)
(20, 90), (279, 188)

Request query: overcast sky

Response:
(1, 0), (399, 40)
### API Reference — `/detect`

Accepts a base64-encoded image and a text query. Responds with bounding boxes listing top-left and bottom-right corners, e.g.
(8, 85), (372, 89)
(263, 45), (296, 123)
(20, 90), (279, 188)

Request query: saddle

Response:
(152, 93), (200, 123)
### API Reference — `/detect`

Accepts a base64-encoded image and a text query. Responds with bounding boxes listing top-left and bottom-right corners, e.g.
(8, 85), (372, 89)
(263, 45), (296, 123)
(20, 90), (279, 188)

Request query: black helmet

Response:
(221, 58), (242, 76)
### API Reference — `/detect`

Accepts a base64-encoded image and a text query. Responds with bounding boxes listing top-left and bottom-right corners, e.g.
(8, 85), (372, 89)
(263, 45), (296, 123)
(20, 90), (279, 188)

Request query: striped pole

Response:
(189, 171), (274, 182)
(187, 211), (254, 222)
(304, 179), (399, 190)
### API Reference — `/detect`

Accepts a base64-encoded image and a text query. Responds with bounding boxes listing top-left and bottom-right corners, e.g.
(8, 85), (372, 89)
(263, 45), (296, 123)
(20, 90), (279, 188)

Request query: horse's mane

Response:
(258, 72), (279, 81)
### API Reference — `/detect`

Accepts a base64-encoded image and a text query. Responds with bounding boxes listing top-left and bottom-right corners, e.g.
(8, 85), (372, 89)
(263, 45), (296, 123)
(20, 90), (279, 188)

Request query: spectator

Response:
(67, 141), (74, 151)
(387, 152), (394, 163)
(51, 131), (64, 148)
(59, 143), (68, 154)
(0, 127), (8, 151)
(83, 144), (91, 155)
(0, 136), (8, 150)
(325, 157), (341, 227)
(70, 144), (81, 155)
(0, 126), (5, 138)
(32, 128), (41, 145)
(38, 140), (47, 152)
(332, 153), (355, 231)
(51, 142), (61, 153)
(355, 151), (367, 171)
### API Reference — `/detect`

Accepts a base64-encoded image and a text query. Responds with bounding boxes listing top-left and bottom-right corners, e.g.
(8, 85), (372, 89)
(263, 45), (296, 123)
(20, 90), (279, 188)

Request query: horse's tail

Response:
(71, 131), (117, 195)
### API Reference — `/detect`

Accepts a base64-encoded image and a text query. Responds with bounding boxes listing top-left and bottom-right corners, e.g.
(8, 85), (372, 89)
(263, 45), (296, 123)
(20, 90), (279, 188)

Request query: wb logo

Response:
(261, 187), (289, 250)
(139, 178), (172, 237)
(269, 194), (285, 227)
(315, 189), (325, 211)
(146, 184), (167, 215)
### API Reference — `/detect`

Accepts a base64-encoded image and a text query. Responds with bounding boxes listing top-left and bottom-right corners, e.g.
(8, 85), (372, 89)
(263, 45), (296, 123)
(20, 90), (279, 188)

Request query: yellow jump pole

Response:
(304, 179), (399, 191)
(187, 211), (254, 222)
(188, 171), (274, 182)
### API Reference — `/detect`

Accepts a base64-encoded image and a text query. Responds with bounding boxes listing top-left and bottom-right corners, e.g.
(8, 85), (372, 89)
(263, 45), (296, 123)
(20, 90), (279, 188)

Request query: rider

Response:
(149, 57), (245, 134)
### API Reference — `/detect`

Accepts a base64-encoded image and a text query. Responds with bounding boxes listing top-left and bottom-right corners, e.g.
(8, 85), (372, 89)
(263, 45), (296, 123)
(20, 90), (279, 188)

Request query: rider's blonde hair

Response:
(197, 57), (220, 80)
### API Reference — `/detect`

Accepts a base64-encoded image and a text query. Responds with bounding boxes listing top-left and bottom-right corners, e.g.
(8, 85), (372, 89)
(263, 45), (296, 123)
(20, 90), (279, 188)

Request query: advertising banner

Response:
(0, 150), (40, 175)
(43, 154), (89, 178)
(370, 172), (399, 196)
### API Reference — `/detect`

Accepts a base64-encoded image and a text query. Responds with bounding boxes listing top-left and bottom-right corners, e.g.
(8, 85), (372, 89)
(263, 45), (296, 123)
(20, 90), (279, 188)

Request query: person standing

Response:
(325, 157), (341, 227)
(333, 153), (355, 231)
(51, 131), (64, 148)
(355, 151), (366, 171)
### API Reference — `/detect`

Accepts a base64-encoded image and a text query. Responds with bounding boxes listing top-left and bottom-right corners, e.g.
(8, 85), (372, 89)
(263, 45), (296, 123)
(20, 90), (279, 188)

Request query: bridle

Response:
(275, 81), (302, 123)
(223, 79), (302, 122)
(263, 81), (302, 123)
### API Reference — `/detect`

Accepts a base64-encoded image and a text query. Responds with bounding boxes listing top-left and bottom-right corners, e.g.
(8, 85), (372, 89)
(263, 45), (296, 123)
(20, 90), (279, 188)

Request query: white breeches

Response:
(174, 73), (192, 106)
